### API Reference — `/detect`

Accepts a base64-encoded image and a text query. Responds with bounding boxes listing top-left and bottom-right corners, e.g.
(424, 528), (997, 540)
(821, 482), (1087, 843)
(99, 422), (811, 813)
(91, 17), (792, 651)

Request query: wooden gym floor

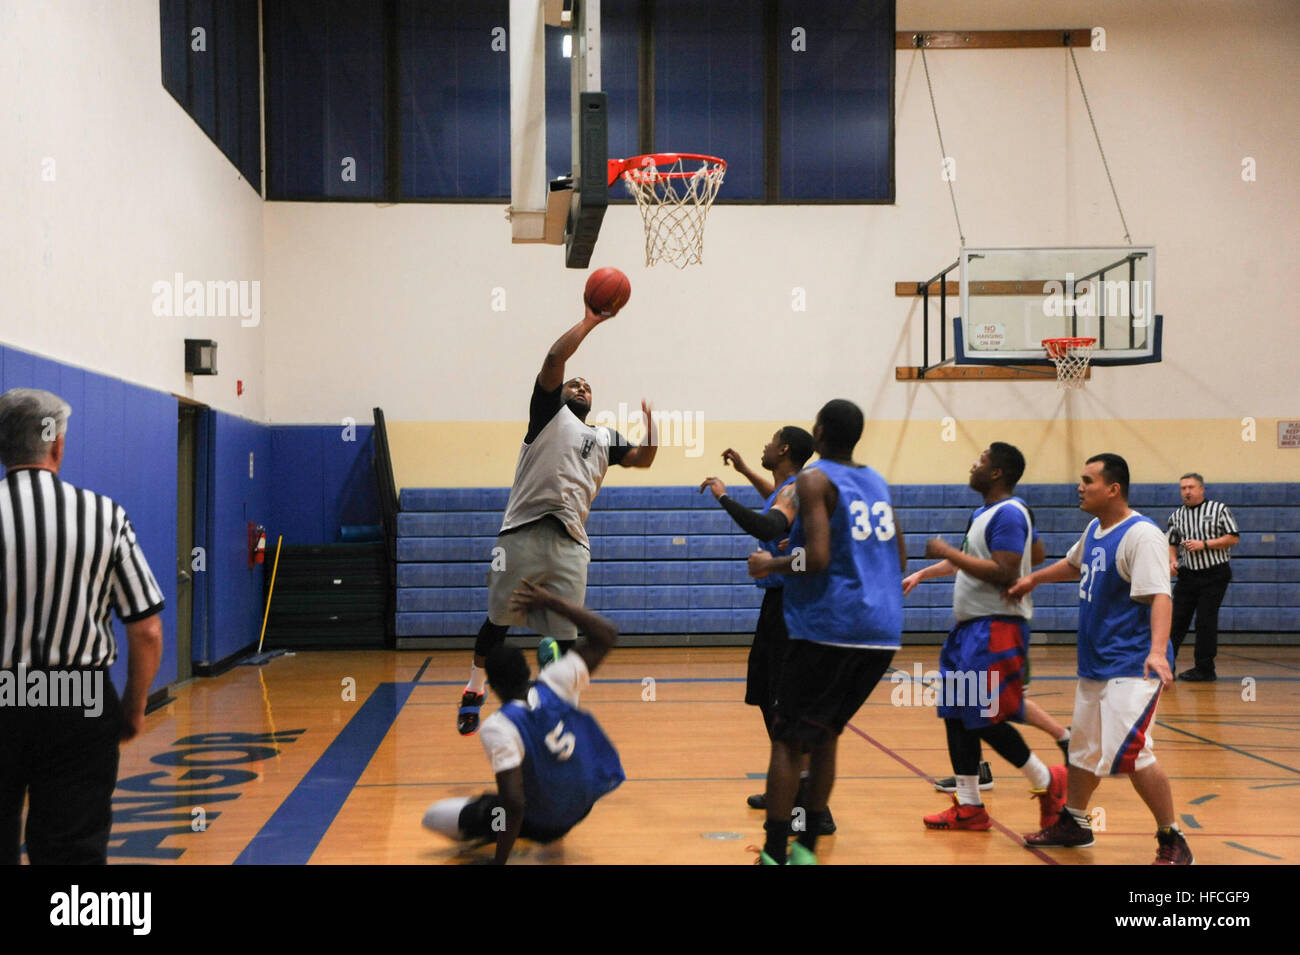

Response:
(102, 645), (1300, 865)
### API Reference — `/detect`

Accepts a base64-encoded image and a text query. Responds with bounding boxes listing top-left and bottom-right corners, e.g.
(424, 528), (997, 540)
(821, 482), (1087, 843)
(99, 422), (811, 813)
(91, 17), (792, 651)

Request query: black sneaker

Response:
(1178, 668), (1217, 682)
(1153, 827), (1194, 865)
(1024, 810), (1095, 849)
(934, 761), (994, 793)
(816, 807), (837, 836)
(457, 689), (487, 736)
(747, 793), (766, 810)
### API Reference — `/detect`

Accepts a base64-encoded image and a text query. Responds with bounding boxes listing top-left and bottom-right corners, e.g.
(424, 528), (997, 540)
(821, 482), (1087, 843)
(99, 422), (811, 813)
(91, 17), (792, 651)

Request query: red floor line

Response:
(844, 721), (1059, 865)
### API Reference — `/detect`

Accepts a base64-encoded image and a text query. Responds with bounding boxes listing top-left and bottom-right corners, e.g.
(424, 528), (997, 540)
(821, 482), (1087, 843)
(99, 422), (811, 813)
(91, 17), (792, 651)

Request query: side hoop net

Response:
(608, 153), (726, 268)
(1042, 337), (1097, 389)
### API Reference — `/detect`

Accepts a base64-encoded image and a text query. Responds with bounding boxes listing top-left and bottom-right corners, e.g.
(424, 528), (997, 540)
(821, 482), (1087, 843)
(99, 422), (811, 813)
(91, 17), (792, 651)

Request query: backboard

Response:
(508, 0), (607, 269)
(953, 247), (1161, 366)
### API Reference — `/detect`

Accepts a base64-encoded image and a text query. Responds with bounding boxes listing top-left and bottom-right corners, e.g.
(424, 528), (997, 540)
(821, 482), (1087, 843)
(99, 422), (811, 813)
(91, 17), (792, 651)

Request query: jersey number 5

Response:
(849, 500), (896, 542)
(545, 720), (576, 761)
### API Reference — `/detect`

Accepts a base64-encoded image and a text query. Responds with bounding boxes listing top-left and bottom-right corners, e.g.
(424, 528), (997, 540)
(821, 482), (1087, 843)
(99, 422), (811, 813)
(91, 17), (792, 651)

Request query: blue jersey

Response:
(783, 460), (903, 649)
(756, 474), (798, 590)
(1076, 513), (1174, 680)
(500, 681), (625, 832)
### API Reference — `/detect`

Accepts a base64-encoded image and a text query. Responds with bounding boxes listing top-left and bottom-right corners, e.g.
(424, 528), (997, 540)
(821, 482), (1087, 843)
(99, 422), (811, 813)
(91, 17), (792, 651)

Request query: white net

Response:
(1043, 338), (1096, 390)
(621, 156), (726, 268)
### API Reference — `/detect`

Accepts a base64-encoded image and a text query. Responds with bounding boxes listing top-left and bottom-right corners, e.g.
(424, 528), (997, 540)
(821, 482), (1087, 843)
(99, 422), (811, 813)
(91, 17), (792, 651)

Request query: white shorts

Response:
(1069, 677), (1163, 776)
(487, 518), (590, 639)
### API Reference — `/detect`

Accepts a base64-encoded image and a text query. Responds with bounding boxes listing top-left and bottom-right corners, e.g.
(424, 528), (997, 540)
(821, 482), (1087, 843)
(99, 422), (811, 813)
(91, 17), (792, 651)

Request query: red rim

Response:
(608, 153), (727, 186)
(1042, 337), (1097, 347)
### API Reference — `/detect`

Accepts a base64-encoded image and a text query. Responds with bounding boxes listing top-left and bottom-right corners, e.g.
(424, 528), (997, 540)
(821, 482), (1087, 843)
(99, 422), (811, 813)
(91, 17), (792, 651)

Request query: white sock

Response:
(1067, 806), (1091, 827)
(1022, 754), (1051, 791)
(1057, 727), (1071, 742)
(467, 664), (487, 694)
(422, 797), (472, 839)
(955, 774), (982, 806)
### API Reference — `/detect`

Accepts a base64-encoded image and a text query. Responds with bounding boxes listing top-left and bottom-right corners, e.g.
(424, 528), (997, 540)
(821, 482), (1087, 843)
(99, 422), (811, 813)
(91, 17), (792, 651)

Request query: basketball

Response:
(584, 267), (631, 316)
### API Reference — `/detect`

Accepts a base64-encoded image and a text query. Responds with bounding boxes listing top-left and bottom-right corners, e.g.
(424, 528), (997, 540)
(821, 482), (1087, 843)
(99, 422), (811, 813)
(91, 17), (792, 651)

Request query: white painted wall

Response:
(263, 0), (1298, 426)
(0, 0), (265, 417)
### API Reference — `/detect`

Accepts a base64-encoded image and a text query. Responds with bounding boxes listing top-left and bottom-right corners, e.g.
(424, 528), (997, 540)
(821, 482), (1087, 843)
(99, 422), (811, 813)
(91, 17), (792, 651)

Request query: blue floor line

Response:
(235, 682), (414, 865)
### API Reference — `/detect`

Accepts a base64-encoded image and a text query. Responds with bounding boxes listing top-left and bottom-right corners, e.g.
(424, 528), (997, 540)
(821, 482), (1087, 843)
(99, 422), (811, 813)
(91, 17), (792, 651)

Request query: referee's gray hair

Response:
(0, 388), (73, 468)
(1180, 472), (1205, 485)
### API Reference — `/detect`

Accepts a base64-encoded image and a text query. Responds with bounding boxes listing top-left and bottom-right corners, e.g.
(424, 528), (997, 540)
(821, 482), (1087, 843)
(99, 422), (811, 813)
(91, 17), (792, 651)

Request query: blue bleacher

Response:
(395, 483), (1300, 637)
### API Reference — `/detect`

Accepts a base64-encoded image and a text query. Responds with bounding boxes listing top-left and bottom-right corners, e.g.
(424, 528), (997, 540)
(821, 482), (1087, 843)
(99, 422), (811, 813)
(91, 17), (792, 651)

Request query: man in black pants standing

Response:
(701, 428), (815, 819)
(1166, 473), (1238, 682)
(0, 389), (165, 865)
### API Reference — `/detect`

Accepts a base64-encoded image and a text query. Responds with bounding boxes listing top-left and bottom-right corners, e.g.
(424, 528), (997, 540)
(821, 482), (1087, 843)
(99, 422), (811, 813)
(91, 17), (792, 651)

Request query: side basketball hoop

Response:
(608, 153), (726, 268)
(1042, 337), (1097, 389)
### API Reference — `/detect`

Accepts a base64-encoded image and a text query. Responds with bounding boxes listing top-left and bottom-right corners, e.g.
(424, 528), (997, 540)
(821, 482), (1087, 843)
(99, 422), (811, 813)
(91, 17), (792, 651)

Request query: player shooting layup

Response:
(458, 303), (657, 735)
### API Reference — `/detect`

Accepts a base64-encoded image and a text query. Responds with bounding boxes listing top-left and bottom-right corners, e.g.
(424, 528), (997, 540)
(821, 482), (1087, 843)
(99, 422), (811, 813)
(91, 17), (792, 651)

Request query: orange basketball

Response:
(584, 267), (631, 316)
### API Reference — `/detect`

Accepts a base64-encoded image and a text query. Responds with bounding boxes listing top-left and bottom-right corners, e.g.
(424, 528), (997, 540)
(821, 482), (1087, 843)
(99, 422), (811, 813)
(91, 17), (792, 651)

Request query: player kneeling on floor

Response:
(423, 580), (624, 863)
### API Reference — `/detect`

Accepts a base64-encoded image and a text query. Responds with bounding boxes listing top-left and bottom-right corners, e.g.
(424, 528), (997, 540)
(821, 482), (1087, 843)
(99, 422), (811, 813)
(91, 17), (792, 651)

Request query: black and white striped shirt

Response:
(1166, 499), (1239, 571)
(1, 468), (164, 669)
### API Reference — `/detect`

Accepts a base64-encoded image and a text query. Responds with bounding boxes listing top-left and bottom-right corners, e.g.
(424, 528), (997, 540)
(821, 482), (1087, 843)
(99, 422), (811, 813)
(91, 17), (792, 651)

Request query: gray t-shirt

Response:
(499, 380), (629, 549)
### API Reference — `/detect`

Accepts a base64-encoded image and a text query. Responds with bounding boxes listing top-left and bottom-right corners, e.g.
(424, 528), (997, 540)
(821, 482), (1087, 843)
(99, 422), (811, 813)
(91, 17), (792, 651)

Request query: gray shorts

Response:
(486, 518), (590, 639)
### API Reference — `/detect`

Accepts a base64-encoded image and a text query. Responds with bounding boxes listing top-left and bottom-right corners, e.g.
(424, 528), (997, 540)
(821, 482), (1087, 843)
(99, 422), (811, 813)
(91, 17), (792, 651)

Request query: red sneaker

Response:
(1032, 764), (1068, 829)
(923, 796), (992, 831)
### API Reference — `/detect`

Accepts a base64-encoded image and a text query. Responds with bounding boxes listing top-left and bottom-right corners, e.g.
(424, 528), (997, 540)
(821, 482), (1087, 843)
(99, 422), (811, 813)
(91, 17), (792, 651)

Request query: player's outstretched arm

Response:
(1006, 557), (1080, 599)
(702, 477), (792, 541)
(721, 448), (775, 499)
(510, 579), (619, 674)
(902, 558), (956, 595)
(492, 767), (527, 864)
(538, 304), (613, 392)
(618, 399), (658, 468)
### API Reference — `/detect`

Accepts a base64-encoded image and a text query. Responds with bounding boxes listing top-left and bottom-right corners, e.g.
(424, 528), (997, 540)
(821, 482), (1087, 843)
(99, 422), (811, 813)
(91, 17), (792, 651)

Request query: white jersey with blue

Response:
(756, 473), (798, 591)
(1066, 511), (1173, 680)
(953, 497), (1038, 622)
(783, 459), (903, 649)
(479, 654), (625, 833)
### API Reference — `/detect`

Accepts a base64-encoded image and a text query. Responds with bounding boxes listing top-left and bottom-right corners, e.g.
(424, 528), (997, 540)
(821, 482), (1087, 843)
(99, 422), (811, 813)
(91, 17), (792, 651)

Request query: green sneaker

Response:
(756, 850), (782, 865)
(787, 842), (818, 865)
(537, 637), (560, 668)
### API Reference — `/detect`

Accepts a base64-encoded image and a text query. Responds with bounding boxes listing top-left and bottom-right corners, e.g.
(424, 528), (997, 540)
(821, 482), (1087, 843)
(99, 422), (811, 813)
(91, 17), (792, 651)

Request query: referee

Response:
(0, 388), (164, 864)
(1166, 473), (1238, 682)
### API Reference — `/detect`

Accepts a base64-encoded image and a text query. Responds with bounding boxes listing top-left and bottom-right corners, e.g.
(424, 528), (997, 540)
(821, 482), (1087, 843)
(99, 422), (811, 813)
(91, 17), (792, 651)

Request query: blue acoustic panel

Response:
(689, 586), (733, 610)
(400, 0), (510, 198)
(206, 412), (272, 663)
(730, 609), (760, 632)
(270, 427), (324, 543)
(587, 512), (649, 536)
(54, 364), (86, 481)
(400, 488), (509, 511)
(654, 0), (764, 199)
(778, 0), (892, 200)
(398, 512), (499, 537)
(397, 537), (497, 562)
(397, 563), (488, 588)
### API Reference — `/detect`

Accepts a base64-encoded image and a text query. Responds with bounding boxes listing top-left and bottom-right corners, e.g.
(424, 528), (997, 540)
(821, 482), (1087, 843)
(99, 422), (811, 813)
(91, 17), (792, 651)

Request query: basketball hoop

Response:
(608, 153), (726, 268)
(1042, 337), (1097, 389)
